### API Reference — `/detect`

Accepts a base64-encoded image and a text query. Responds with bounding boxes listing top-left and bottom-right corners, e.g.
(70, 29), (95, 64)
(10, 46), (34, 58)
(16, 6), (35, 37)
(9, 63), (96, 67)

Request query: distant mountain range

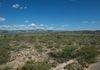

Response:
(0, 29), (56, 34)
(0, 29), (100, 35)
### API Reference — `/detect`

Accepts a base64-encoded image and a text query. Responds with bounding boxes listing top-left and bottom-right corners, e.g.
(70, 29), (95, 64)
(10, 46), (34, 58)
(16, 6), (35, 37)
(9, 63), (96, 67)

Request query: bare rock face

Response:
(87, 62), (100, 70)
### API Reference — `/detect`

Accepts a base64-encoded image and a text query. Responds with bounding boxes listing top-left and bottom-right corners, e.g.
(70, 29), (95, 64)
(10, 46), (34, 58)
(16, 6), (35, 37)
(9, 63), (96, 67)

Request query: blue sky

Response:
(0, 0), (100, 30)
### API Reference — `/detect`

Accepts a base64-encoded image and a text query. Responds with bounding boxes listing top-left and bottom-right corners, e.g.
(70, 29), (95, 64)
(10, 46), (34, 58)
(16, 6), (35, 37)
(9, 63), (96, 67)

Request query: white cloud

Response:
(12, 4), (27, 9)
(29, 23), (37, 27)
(0, 17), (6, 22)
(47, 27), (53, 30)
(12, 4), (20, 8)
(13, 25), (26, 27)
(0, 23), (56, 30)
(20, 6), (27, 9)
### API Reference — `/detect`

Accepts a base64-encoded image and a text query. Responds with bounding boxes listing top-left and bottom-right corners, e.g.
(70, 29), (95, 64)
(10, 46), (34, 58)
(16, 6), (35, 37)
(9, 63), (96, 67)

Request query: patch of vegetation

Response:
(48, 46), (78, 63)
(75, 46), (99, 67)
(0, 40), (10, 65)
(34, 45), (43, 52)
(61, 46), (78, 59)
(64, 63), (83, 70)
(0, 47), (10, 64)
(0, 31), (100, 70)
(18, 60), (51, 70)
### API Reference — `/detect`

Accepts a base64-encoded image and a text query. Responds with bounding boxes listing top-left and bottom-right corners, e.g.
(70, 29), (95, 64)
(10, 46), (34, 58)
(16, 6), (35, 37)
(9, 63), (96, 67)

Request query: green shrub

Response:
(64, 63), (83, 70)
(34, 45), (43, 52)
(0, 47), (10, 64)
(75, 46), (98, 67)
(48, 46), (78, 63)
(62, 46), (78, 59)
(19, 60), (51, 70)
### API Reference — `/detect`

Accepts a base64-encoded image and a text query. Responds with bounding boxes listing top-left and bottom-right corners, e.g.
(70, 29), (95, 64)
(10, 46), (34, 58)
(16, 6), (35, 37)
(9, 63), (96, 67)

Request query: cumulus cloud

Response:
(12, 4), (20, 8)
(12, 4), (27, 9)
(0, 17), (6, 22)
(28, 23), (37, 27)
(20, 6), (27, 9)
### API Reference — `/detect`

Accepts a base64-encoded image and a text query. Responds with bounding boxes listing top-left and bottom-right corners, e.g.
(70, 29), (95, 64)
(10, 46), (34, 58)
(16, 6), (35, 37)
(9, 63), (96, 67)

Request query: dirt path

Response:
(50, 59), (77, 70)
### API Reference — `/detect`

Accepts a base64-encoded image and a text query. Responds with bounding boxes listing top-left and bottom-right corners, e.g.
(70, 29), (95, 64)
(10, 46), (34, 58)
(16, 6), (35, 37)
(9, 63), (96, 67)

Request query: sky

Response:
(0, 0), (100, 30)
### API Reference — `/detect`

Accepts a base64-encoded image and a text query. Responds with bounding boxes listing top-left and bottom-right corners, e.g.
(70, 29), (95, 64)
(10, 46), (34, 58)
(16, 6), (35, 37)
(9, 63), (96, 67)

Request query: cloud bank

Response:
(0, 23), (54, 30)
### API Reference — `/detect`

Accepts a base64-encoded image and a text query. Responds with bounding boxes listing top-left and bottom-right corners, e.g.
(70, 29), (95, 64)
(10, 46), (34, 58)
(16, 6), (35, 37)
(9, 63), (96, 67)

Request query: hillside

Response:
(0, 31), (100, 70)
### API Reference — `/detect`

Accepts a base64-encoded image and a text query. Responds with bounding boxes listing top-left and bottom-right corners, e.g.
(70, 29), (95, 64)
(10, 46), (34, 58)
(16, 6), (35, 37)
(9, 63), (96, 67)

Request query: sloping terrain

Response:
(0, 32), (100, 70)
